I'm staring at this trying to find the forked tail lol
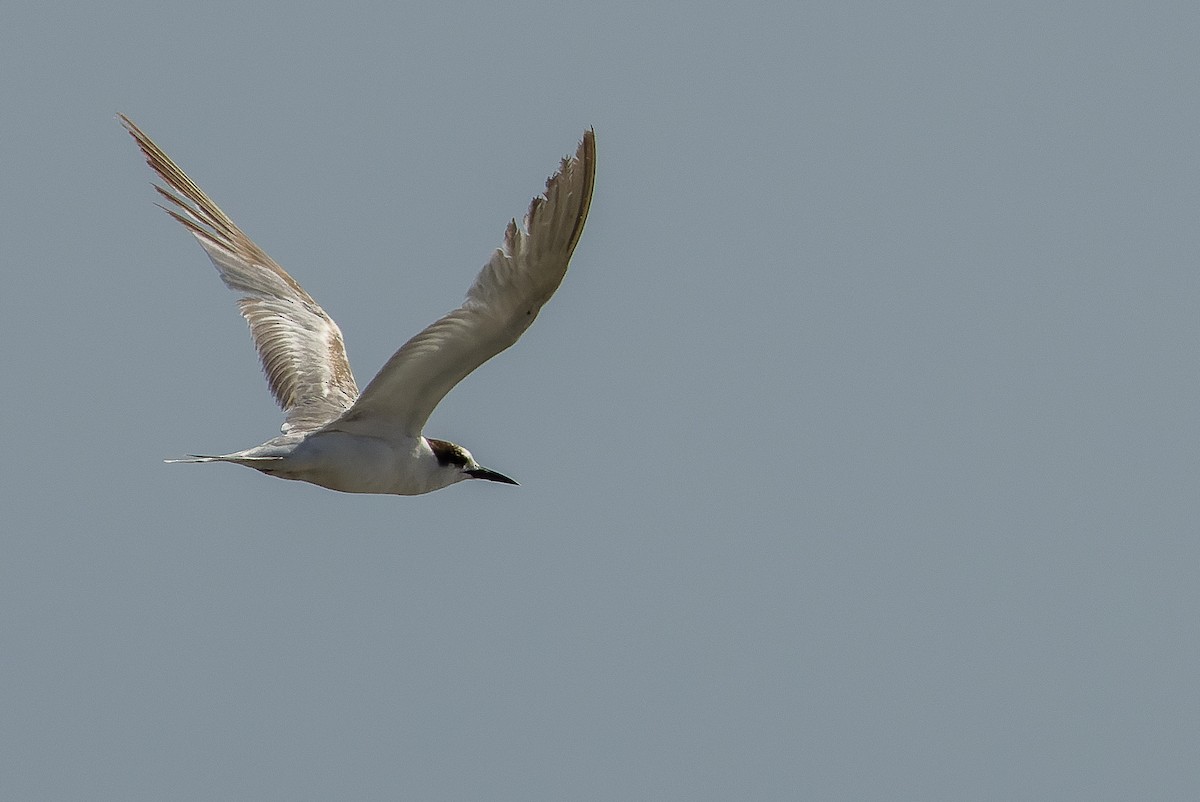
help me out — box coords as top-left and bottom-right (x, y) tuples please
(164, 455), (285, 465)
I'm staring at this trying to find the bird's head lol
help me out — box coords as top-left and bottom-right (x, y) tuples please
(426, 438), (519, 488)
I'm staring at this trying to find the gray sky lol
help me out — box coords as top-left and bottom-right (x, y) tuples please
(3, 2), (1198, 799)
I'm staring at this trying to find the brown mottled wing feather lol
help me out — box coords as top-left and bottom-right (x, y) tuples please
(119, 115), (360, 434)
(327, 129), (596, 439)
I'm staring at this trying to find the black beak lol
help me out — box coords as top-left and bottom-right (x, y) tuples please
(466, 467), (519, 485)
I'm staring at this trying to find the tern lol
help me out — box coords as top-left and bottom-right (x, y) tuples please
(120, 115), (595, 495)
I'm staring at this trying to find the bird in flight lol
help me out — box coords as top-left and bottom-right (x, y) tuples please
(120, 115), (595, 495)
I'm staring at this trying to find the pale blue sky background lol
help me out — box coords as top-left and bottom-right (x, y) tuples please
(2, 2), (1198, 799)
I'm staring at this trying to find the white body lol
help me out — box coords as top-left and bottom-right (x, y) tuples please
(204, 434), (457, 496)
(122, 116), (596, 495)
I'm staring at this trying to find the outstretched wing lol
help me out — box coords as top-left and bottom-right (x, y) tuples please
(326, 129), (596, 440)
(120, 115), (360, 434)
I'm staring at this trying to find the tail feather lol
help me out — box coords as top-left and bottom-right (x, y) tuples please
(164, 455), (284, 464)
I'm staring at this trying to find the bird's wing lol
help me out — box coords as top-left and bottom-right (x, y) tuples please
(325, 129), (595, 440)
(120, 115), (360, 434)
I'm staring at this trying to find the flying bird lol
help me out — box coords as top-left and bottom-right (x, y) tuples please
(120, 115), (595, 495)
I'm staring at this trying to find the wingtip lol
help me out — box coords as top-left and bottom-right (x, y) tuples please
(117, 113), (144, 141)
